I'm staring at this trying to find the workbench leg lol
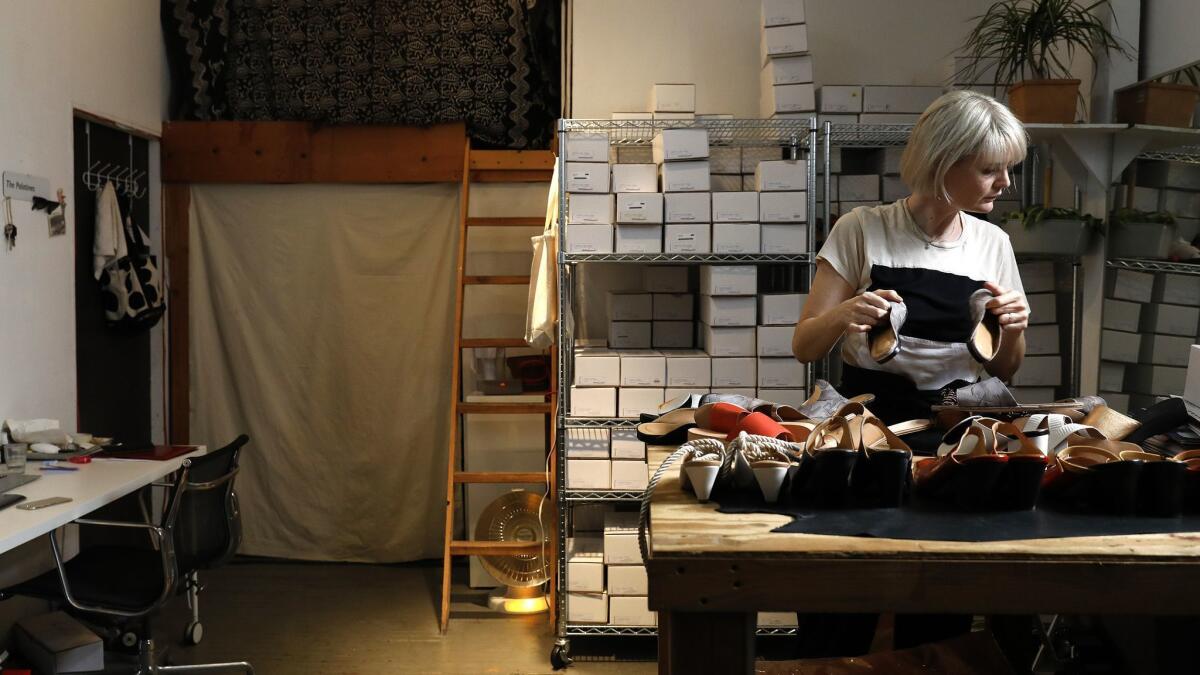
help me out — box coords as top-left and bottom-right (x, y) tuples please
(659, 611), (754, 675)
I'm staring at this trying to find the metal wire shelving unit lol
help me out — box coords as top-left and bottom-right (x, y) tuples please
(1106, 258), (1200, 276)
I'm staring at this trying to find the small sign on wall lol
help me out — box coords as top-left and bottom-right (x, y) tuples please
(3, 172), (52, 202)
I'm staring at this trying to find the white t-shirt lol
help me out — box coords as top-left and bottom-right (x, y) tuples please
(817, 200), (1025, 390)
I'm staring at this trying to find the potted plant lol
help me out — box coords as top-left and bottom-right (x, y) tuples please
(1001, 205), (1102, 256)
(1108, 208), (1178, 259)
(1114, 63), (1200, 128)
(955, 0), (1133, 123)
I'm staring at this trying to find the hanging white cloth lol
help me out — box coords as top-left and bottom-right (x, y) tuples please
(525, 163), (559, 349)
(92, 180), (126, 279)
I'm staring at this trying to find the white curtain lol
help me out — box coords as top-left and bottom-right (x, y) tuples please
(188, 183), (458, 562)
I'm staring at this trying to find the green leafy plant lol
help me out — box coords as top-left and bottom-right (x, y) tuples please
(1160, 63), (1200, 87)
(1005, 205), (1104, 233)
(954, 0), (1133, 87)
(1109, 207), (1176, 228)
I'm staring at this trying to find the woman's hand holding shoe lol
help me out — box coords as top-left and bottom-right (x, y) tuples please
(983, 281), (1028, 333)
(838, 289), (903, 333)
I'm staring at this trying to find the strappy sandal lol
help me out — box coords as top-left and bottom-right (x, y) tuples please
(728, 432), (800, 503)
(679, 441), (726, 502)
(989, 420), (1048, 510)
(1118, 449), (1185, 517)
(851, 416), (912, 507)
(913, 418), (1007, 509)
(794, 416), (859, 508)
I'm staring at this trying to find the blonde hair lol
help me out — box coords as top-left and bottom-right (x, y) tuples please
(900, 90), (1027, 201)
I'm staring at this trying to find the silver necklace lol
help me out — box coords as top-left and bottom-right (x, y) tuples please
(904, 197), (961, 249)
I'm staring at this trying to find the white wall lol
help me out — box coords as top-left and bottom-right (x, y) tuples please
(1142, 0), (1200, 80)
(0, 1), (165, 428)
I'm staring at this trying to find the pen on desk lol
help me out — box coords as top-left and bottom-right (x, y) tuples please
(40, 464), (79, 472)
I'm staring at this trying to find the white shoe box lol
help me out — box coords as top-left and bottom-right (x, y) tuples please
(575, 349), (621, 386)
(652, 129), (710, 162)
(757, 388), (809, 407)
(883, 147), (904, 175)
(761, 83), (815, 116)
(608, 293), (652, 321)
(1141, 303), (1200, 336)
(757, 326), (794, 356)
(857, 113), (921, 123)
(1024, 324), (1060, 355)
(610, 321), (652, 349)
(762, 54), (813, 86)
(665, 192), (711, 223)
(618, 388), (665, 418)
(742, 147), (783, 173)
(759, 191), (807, 222)
(612, 111), (653, 120)
(711, 357), (757, 387)
(1010, 355), (1061, 387)
(1019, 261), (1056, 294)
(567, 592), (608, 624)
(616, 146), (655, 164)
(1153, 274), (1200, 306)
(645, 266), (689, 293)
(567, 459), (611, 489)
(711, 175), (744, 192)
(664, 350), (711, 387)
(838, 175), (880, 201)
(758, 357), (806, 388)
(709, 147), (743, 175)
(1100, 361), (1126, 392)
(611, 429), (646, 460)
(1028, 293), (1057, 324)
(1140, 334), (1195, 367)
(760, 293), (805, 325)
(653, 321), (694, 349)
(616, 193), (664, 224)
(863, 85), (944, 113)
(715, 388), (758, 398)
(1186, 345), (1200, 405)
(567, 537), (605, 591)
(615, 225), (663, 253)
(700, 295), (757, 326)
(565, 224), (613, 253)
(1128, 364), (1187, 395)
(758, 612), (799, 627)
(570, 387), (617, 417)
(603, 512), (641, 564)
(819, 85), (863, 113)
(654, 112), (696, 121)
(713, 223), (761, 253)
(1012, 386), (1057, 402)
(761, 224), (808, 253)
(566, 162), (611, 193)
(881, 176), (908, 202)
(653, 293), (694, 320)
(1103, 299), (1141, 332)
(607, 564), (648, 596)
(611, 460), (649, 491)
(700, 265), (757, 295)
(651, 83), (696, 113)
(612, 164), (659, 193)
(712, 192), (760, 222)
(565, 132), (610, 162)
(566, 428), (610, 458)
(1139, 161), (1200, 191)
(1110, 269), (1154, 303)
(620, 352), (665, 386)
(573, 503), (614, 532)
(1101, 330), (1142, 363)
(1100, 391), (1131, 413)
(1161, 189), (1200, 217)
(664, 223), (711, 253)
(568, 193), (615, 224)
(756, 160), (807, 191)
(610, 596), (656, 626)
(762, 0), (805, 26)
(761, 23), (808, 59)
(702, 325), (757, 356)
(661, 161), (712, 192)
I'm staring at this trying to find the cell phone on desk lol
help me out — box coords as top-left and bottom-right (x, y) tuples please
(17, 496), (72, 510)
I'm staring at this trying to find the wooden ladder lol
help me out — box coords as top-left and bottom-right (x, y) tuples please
(439, 144), (557, 633)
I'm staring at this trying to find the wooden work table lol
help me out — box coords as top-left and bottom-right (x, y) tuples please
(644, 447), (1200, 674)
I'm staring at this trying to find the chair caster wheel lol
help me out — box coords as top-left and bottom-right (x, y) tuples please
(550, 642), (572, 669)
(184, 620), (204, 645)
(121, 631), (139, 648)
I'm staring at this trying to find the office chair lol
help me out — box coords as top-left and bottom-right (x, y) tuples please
(12, 435), (255, 674)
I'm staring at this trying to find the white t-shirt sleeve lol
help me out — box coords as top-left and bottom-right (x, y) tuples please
(817, 211), (866, 290)
(995, 234), (1025, 298)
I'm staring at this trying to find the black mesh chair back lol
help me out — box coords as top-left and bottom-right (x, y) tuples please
(171, 434), (248, 574)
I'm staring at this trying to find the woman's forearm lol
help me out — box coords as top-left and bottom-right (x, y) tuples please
(792, 310), (850, 363)
(984, 330), (1025, 380)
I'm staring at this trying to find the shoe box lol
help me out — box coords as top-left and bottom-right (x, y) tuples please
(570, 386), (616, 417)
(1100, 362), (1127, 392)
(609, 321), (652, 349)
(1026, 294), (1057, 325)
(759, 293), (805, 325)
(1102, 299), (1141, 332)
(612, 164), (659, 193)
(711, 358), (757, 388)
(700, 296), (757, 326)
(653, 320), (694, 348)
(1140, 303), (1200, 336)
(1019, 261), (1056, 294)
(700, 266), (757, 295)
(608, 293), (652, 321)
(567, 458), (610, 489)
(1108, 269), (1154, 303)
(664, 223), (711, 254)
(712, 223), (761, 253)
(615, 224), (663, 254)
(609, 595), (656, 626)
(619, 351), (665, 387)
(758, 357), (806, 388)
(567, 592), (608, 624)
(1128, 364), (1187, 396)
(1023, 324), (1060, 356)
(1152, 274), (1200, 307)
(565, 224), (614, 253)
(760, 223), (808, 253)
(703, 326), (758, 357)
(1139, 334), (1195, 367)
(652, 128), (709, 163)
(603, 512), (641, 564)
(565, 162), (611, 193)
(565, 132), (610, 162)
(566, 536), (605, 592)
(759, 191), (807, 222)
(838, 175), (880, 202)
(818, 85), (863, 113)
(574, 349), (620, 386)
(1010, 356), (1061, 387)
(610, 429), (646, 460)
(616, 193), (664, 224)
(1186, 345), (1200, 408)
(712, 192), (760, 222)
(661, 162), (711, 193)
(653, 293), (694, 320)
(756, 161), (807, 192)
(566, 428), (609, 459)
(610, 460), (648, 491)
(618, 388), (664, 418)
(1101, 330), (1142, 364)
(756, 326), (793, 357)
(662, 350), (711, 388)
(607, 564), (648, 596)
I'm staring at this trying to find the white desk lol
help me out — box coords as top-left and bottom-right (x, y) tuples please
(0, 450), (203, 555)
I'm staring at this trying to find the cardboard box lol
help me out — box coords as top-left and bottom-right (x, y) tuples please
(711, 357), (757, 387)
(651, 83), (696, 112)
(566, 428), (610, 458)
(570, 386), (616, 417)
(612, 111), (653, 120)
(1161, 188), (1200, 217)
(614, 225), (663, 254)
(616, 193), (664, 224)
(566, 536), (605, 591)
(759, 293), (805, 325)
(714, 387), (757, 398)
(1016, 261), (1055, 294)
(819, 85), (863, 113)
(664, 223), (711, 253)
(652, 128), (710, 162)
(761, 23), (809, 59)
(611, 460), (649, 491)
(881, 175), (908, 201)
(757, 326), (794, 356)
(759, 191), (807, 222)
(1185, 345), (1200, 408)
(1141, 303), (1200, 336)
(1024, 324), (1060, 355)
(616, 146), (655, 164)
(762, 0), (805, 26)
(565, 132), (609, 162)
(700, 265), (757, 295)
(567, 592), (608, 623)
(567, 193), (615, 224)
(1110, 269), (1154, 303)
(603, 512), (641, 564)
(653, 293), (694, 321)
(654, 112), (696, 121)
(838, 174), (880, 201)
(572, 503), (613, 532)
(14, 611), (104, 675)
(882, 146), (904, 175)
(742, 147), (784, 174)
(664, 192), (711, 223)
(618, 388), (664, 417)
(609, 321), (652, 349)
(712, 192), (760, 222)
(758, 357), (807, 388)
(661, 161), (712, 192)
(611, 164), (659, 193)
(1100, 361), (1126, 392)
(1153, 274), (1200, 306)
(702, 325), (757, 356)
(758, 612), (799, 627)
(742, 175), (757, 191)
(712, 223), (761, 253)
(652, 320), (694, 349)
(709, 147), (742, 175)
(607, 293), (652, 321)
(565, 224), (613, 253)
(701, 295), (757, 327)
(607, 564), (649, 596)
(857, 112), (921, 123)
(645, 266), (689, 293)
(1140, 334), (1195, 367)
(761, 83), (816, 115)
(610, 429), (646, 460)
(1010, 355), (1061, 387)
(761, 223), (808, 253)
(756, 160), (807, 191)
(1128, 364), (1187, 395)
(762, 54), (813, 85)
(619, 352), (666, 387)
(565, 162), (611, 193)
(1012, 386), (1057, 403)
(610, 595), (656, 626)
(863, 85), (944, 113)
(756, 388), (809, 407)
(1102, 299), (1141, 332)
(567, 458), (610, 489)
(711, 174), (744, 192)
(575, 349), (620, 386)
(1027, 293), (1057, 324)
(1101, 330), (1142, 364)
(665, 350), (711, 387)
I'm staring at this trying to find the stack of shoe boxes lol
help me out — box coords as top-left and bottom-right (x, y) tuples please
(757, 159), (808, 253)
(1010, 261), (1062, 401)
(859, 85), (942, 124)
(565, 534), (606, 623)
(655, 128), (712, 254)
(604, 512), (656, 626)
(701, 265), (759, 398)
(564, 132), (616, 254)
(1114, 159), (1200, 245)
(759, 0), (813, 118)
(711, 146), (744, 194)
(650, 83), (696, 122)
(1110, 270), (1200, 411)
(758, 293), (808, 405)
(614, 162), (663, 254)
(1101, 268), (1153, 412)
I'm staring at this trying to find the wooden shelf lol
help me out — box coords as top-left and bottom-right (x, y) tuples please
(448, 540), (544, 556)
(454, 471), (546, 484)
(457, 402), (553, 414)
(466, 217), (544, 228)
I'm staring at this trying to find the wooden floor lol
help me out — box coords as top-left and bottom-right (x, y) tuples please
(171, 559), (657, 674)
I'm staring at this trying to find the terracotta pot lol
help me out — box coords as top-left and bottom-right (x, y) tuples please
(1114, 81), (1200, 128)
(1007, 79), (1081, 123)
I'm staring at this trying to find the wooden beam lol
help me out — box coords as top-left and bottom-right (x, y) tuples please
(470, 169), (553, 183)
(162, 121), (467, 184)
(468, 149), (555, 171)
(163, 185), (191, 444)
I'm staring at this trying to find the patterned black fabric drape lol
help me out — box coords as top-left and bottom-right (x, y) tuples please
(161, 0), (231, 120)
(162, 0), (559, 149)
